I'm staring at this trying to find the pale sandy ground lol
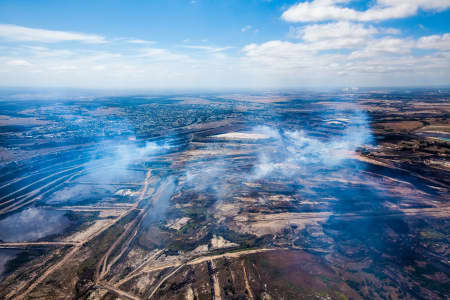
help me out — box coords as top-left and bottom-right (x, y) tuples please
(210, 259), (222, 300)
(210, 235), (238, 250)
(166, 217), (191, 230)
(63, 212), (123, 243)
(183, 149), (252, 157)
(0, 115), (50, 126)
(426, 159), (450, 170)
(213, 132), (269, 140)
(235, 207), (450, 237)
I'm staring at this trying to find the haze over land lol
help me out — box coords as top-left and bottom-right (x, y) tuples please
(0, 88), (449, 299)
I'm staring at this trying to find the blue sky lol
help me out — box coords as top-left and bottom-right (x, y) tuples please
(0, 0), (450, 89)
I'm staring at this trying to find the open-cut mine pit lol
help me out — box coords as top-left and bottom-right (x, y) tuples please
(0, 90), (448, 299)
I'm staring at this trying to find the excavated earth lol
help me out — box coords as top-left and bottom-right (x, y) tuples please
(0, 90), (449, 300)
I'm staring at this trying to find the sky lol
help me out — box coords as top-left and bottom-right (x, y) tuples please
(0, 0), (450, 89)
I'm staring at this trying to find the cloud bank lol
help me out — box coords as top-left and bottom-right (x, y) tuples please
(282, 0), (450, 23)
(0, 24), (106, 44)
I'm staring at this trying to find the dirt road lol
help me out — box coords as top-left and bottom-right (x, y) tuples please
(0, 242), (78, 248)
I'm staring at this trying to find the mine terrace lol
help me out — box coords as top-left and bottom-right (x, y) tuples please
(0, 89), (449, 299)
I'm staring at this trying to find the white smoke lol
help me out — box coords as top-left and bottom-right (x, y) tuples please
(180, 106), (372, 200)
(84, 140), (171, 184)
(0, 208), (69, 242)
(185, 161), (228, 196)
(251, 109), (372, 180)
(144, 176), (177, 223)
(47, 140), (172, 204)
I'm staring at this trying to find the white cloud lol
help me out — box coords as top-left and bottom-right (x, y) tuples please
(25, 46), (74, 57)
(417, 33), (450, 50)
(0, 19), (449, 89)
(0, 24), (107, 43)
(7, 59), (31, 66)
(349, 38), (415, 59)
(282, 0), (450, 23)
(127, 39), (155, 44)
(1, 37), (449, 88)
(139, 47), (192, 63)
(241, 29), (450, 87)
(288, 22), (381, 50)
(182, 45), (233, 52)
(243, 40), (315, 69)
(301, 21), (377, 42)
(140, 48), (167, 56)
(50, 65), (78, 71)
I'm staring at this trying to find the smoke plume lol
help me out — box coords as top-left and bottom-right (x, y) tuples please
(251, 109), (372, 179)
(47, 140), (172, 204)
